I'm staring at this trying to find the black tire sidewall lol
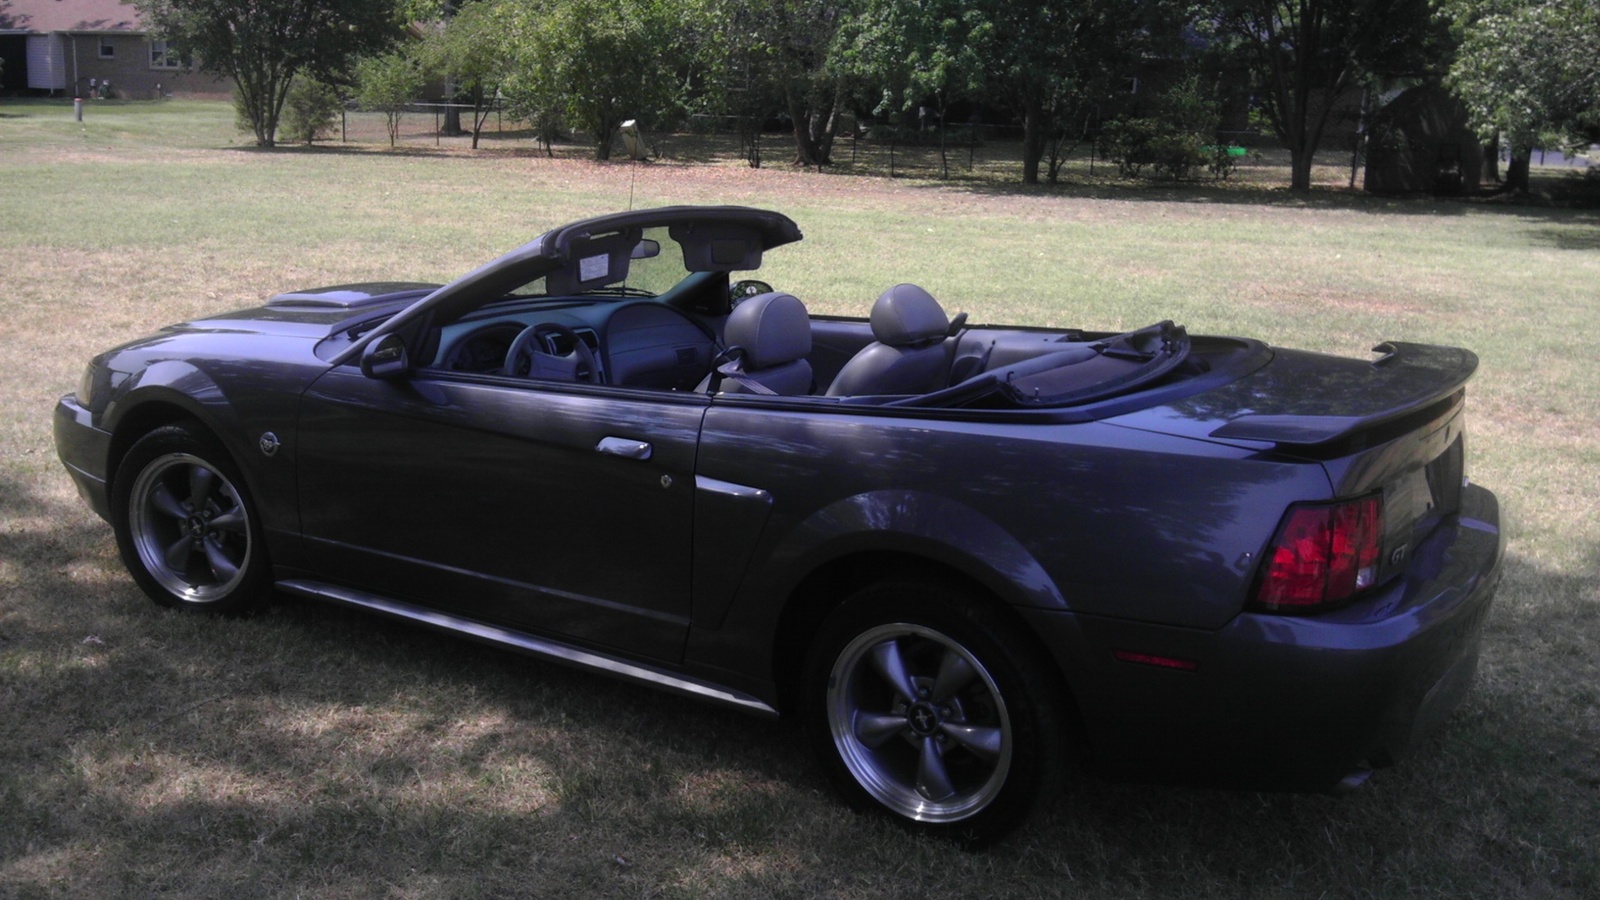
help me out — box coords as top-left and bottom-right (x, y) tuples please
(110, 422), (270, 614)
(802, 578), (1066, 845)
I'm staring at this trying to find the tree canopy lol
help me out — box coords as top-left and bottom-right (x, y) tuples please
(494, 0), (678, 160)
(136, 0), (403, 146)
(1202, 0), (1445, 191)
(152, 0), (1600, 190)
(1448, 0), (1600, 191)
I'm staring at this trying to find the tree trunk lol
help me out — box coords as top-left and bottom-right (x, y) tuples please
(815, 97), (838, 167)
(441, 72), (464, 136)
(1503, 150), (1531, 194)
(787, 89), (836, 168)
(1289, 147), (1313, 192)
(1021, 94), (1043, 185)
(937, 104), (949, 180)
(787, 91), (818, 167)
(594, 113), (617, 160)
(1482, 136), (1500, 185)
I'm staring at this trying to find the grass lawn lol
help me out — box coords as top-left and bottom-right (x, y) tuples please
(2, 99), (1597, 898)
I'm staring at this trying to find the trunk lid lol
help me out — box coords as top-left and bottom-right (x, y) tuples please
(1105, 342), (1476, 454)
(1108, 340), (1478, 601)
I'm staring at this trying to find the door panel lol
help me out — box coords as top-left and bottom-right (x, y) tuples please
(296, 368), (705, 662)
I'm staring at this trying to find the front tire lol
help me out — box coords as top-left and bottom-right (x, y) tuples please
(804, 579), (1069, 844)
(111, 422), (270, 614)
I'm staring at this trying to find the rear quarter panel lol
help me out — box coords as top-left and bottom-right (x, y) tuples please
(687, 402), (1332, 683)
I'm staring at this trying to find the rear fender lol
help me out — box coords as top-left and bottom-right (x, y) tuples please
(776, 489), (1068, 613)
(684, 489), (1066, 690)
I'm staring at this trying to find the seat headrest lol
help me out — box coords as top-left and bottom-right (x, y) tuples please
(725, 292), (812, 369)
(870, 284), (949, 347)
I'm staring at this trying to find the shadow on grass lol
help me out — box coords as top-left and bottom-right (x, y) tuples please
(3, 456), (1595, 896)
(1523, 222), (1600, 251)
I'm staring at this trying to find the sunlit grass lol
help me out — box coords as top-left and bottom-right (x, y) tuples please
(1, 98), (1597, 898)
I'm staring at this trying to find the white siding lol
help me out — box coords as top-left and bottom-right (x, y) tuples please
(26, 34), (66, 90)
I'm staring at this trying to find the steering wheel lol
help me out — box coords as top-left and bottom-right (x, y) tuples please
(504, 322), (601, 383)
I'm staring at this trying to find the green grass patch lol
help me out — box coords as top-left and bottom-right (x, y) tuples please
(2, 99), (1597, 898)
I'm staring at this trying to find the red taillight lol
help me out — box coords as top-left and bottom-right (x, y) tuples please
(1253, 496), (1383, 612)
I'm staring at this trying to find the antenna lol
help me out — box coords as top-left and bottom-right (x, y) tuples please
(621, 119), (645, 210)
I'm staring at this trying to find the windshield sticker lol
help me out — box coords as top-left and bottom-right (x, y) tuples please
(579, 254), (609, 283)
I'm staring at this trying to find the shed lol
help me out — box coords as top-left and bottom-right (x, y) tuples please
(1364, 84), (1484, 195)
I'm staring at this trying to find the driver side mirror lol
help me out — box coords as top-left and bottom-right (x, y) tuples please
(360, 333), (410, 379)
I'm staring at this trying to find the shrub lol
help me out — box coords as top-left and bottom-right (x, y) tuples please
(1101, 76), (1227, 181)
(279, 78), (343, 146)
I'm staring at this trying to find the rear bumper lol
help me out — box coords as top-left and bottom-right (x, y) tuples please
(1025, 483), (1503, 790)
(54, 394), (113, 521)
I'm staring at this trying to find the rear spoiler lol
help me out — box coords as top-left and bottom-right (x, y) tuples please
(1208, 342), (1478, 448)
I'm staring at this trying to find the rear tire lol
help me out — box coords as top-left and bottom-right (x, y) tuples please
(110, 422), (270, 614)
(803, 578), (1068, 844)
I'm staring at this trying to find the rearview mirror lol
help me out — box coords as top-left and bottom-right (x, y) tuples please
(360, 333), (410, 379)
(631, 239), (661, 260)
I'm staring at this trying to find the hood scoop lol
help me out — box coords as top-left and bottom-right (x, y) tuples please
(267, 282), (440, 310)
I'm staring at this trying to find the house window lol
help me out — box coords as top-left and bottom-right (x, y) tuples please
(150, 40), (186, 69)
(99, 37), (115, 58)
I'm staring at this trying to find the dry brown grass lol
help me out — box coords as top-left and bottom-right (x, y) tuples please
(2, 99), (1598, 898)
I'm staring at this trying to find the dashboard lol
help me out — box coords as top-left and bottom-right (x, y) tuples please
(431, 299), (719, 391)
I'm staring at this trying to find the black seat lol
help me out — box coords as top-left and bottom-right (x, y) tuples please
(712, 292), (814, 395)
(825, 284), (953, 397)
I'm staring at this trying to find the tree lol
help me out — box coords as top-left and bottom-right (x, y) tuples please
(498, 0), (679, 160)
(683, 0), (861, 168)
(1205, 0), (1441, 192)
(355, 49), (425, 147)
(419, 0), (510, 149)
(835, 0), (993, 178)
(676, 0), (790, 166)
(1447, 0), (1600, 193)
(135, 0), (401, 147)
(986, 0), (1162, 185)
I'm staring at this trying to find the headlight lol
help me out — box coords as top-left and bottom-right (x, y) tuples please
(77, 363), (98, 405)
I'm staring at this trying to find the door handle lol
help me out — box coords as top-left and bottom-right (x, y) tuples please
(596, 436), (652, 460)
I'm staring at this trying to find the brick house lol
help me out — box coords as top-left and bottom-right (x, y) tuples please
(0, 0), (229, 99)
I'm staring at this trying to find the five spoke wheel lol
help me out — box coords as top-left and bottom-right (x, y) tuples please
(806, 579), (1067, 843)
(827, 623), (1012, 823)
(129, 453), (251, 601)
(113, 423), (269, 613)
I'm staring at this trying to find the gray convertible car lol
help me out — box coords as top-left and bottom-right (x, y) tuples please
(54, 206), (1502, 842)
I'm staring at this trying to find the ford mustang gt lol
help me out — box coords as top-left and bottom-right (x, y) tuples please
(54, 206), (1502, 842)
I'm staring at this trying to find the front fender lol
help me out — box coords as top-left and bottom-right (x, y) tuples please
(96, 340), (329, 571)
(106, 361), (259, 487)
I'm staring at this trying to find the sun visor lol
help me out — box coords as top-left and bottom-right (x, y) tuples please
(669, 223), (765, 271)
(545, 229), (639, 294)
